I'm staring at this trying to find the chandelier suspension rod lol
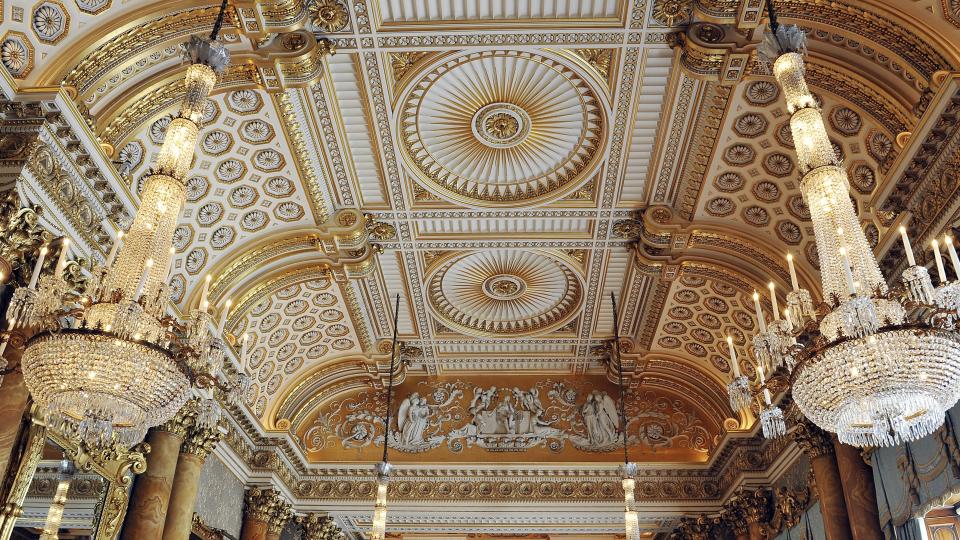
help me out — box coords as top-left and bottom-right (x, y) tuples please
(381, 293), (401, 464)
(209, 0), (230, 41)
(765, 0), (780, 35)
(610, 292), (629, 465)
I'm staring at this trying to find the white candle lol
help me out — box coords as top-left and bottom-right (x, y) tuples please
(786, 253), (799, 291)
(768, 282), (779, 320)
(946, 236), (960, 280)
(218, 299), (232, 334)
(28, 246), (48, 289)
(134, 259), (154, 301)
(753, 291), (767, 333)
(240, 332), (249, 363)
(105, 231), (123, 267)
(161, 246), (176, 279)
(200, 274), (212, 313)
(932, 239), (948, 284)
(54, 239), (70, 277)
(839, 247), (856, 296)
(900, 226), (916, 266)
(726, 336), (741, 377)
(783, 308), (794, 332)
(758, 364), (772, 405)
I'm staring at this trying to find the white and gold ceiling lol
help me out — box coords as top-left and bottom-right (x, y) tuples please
(4, 0), (960, 535)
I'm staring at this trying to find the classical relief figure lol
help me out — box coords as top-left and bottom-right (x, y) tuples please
(581, 391), (620, 446)
(397, 392), (430, 445)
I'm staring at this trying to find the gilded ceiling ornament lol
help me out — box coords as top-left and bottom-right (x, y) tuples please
(705, 197), (734, 217)
(390, 51), (429, 82)
(652, 0), (691, 26)
(573, 48), (613, 79)
(426, 249), (583, 338)
(31, 1), (69, 44)
(733, 113), (767, 138)
(744, 80), (778, 106)
(775, 221), (802, 245)
(1, 32), (34, 78)
(723, 144), (754, 165)
(851, 163), (876, 194)
(308, 0), (349, 32)
(397, 49), (606, 206)
(829, 106), (862, 135)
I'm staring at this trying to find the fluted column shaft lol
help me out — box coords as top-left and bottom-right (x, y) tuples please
(833, 440), (883, 540)
(161, 424), (222, 540)
(121, 418), (189, 540)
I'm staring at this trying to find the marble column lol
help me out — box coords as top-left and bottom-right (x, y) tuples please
(240, 487), (289, 540)
(0, 348), (29, 486)
(161, 423), (223, 540)
(298, 513), (342, 540)
(121, 405), (194, 540)
(792, 421), (852, 540)
(833, 439), (884, 540)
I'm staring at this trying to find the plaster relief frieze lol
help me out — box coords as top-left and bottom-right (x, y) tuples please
(301, 378), (715, 460)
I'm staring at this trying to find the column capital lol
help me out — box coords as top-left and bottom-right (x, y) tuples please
(180, 424), (223, 460)
(791, 419), (834, 458)
(244, 487), (292, 534)
(155, 399), (200, 440)
(723, 488), (771, 526)
(297, 513), (344, 540)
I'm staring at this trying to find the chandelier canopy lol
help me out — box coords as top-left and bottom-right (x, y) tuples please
(724, 4), (960, 448)
(6, 6), (247, 450)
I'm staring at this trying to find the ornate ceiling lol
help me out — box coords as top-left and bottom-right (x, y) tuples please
(3, 0), (960, 535)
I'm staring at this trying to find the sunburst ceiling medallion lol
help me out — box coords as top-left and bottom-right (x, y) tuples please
(398, 50), (606, 207)
(427, 249), (583, 337)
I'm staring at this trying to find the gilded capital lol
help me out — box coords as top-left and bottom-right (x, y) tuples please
(180, 424), (223, 460)
(244, 487), (292, 532)
(154, 399), (200, 440)
(791, 419), (835, 458)
(298, 513), (343, 540)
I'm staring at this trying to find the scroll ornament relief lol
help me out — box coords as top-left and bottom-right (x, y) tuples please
(302, 380), (712, 454)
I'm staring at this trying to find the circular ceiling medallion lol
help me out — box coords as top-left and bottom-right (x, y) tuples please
(398, 50), (606, 207)
(427, 249), (583, 337)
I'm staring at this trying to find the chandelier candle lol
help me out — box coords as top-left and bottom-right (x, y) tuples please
(768, 282), (779, 320)
(945, 236), (960, 279)
(786, 253), (799, 290)
(900, 226), (917, 266)
(933, 240), (948, 284)
(28, 246), (47, 289)
(752, 291), (766, 332)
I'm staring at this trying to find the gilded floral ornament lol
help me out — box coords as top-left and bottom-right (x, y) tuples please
(652, 0), (692, 26)
(390, 51), (428, 81)
(308, 0), (349, 32)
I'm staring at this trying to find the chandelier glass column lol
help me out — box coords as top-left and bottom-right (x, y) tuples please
(7, 0), (247, 449)
(371, 294), (400, 540)
(611, 293), (639, 540)
(725, 1), (960, 447)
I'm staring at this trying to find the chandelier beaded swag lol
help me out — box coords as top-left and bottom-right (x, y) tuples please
(3, 0), (249, 450)
(724, 1), (960, 448)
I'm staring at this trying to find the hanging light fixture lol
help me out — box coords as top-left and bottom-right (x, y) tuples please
(39, 457), (75, 540)
(371, 294), (400, 540)
(724, 0), (960, 447)
(5, 0), (248, 449)
(611, 293), (640, 540)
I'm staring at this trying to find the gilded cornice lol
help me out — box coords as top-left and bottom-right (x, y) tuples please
(804, 57), (911, 136)
(777, 0), (957, 78)
(876, 73), (960, 275)
(275, 90), (331, 224)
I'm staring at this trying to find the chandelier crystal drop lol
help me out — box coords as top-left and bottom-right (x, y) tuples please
(622, 464), (640, 540)
(39, 458), (75, 540)
(723, 10), (960, 447)
(7, 19), (247, 450)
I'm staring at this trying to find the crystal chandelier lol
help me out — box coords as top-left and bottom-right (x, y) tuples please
(371, 294), (400, 540)
(611, 293), (640, 540)
(723, 1), (960, 447)
(5, 0), (248, 449)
